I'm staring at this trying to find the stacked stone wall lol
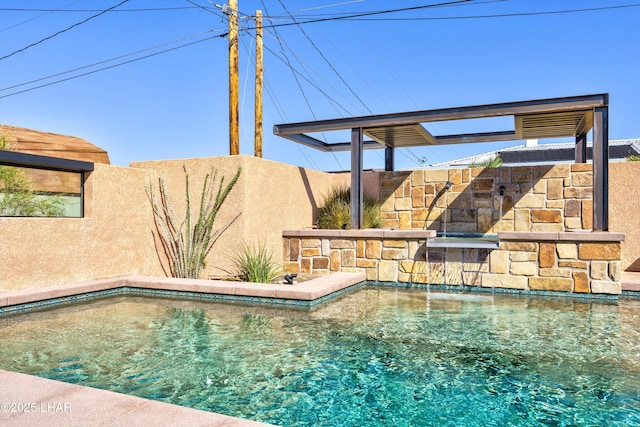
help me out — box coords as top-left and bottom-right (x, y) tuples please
(283, 233), (429, 283)
(282, 232), (622, 295)
(380, 164), (593, 233)
(484, 236), (621, 294)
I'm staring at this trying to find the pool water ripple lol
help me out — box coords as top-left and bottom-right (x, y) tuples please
(0, 288), (639, 426)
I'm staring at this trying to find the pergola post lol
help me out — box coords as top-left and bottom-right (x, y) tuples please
(592, 106), (609, 231)
(351, 127), (364, 229)
(575, 134), (587, 163)
(385, 146), (395, 171)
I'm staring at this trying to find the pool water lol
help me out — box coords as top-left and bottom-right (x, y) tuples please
(1, 288), (639, 426)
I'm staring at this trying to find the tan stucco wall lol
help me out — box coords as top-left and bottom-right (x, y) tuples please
(609, 162), (640, 271)
(0, 163), (162, 291)
(2, 155), (345, 291)
(132, 155), (342, 278)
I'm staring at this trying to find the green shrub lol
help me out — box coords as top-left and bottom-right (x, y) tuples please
(470, 155), (502, 168)
(232, 242), (282, 283)
(317, 186), (381, 229)
(626, 155), (640, 162)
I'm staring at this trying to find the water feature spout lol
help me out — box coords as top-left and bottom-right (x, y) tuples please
(498, 186), (505, 231)
(442, 181), (453, 237)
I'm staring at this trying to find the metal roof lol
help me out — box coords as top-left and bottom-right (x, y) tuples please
(0, 124), (110, 164)
(431, 139), (640, 168)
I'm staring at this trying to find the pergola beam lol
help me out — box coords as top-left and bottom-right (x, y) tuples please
(273, 94), (608, 136)
(273, 94), (610, 231)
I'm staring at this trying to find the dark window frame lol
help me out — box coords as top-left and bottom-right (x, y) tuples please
(0, 150), (94, 218)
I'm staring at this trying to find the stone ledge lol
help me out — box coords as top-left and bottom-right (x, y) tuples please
(622, 272), (640, 292)
(283, 229), (437, 239)
(499, 231), (625, 242)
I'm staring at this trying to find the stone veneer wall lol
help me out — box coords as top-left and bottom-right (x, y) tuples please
(282, 230), (624, 295)
(282, 230), (435, 282)
(484, 233), (622, 294)
(379, 164), (594, 233)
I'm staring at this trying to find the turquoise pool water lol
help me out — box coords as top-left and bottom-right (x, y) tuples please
(1, 288), (639, 426)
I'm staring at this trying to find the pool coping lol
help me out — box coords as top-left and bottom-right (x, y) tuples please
(0, 369), (274, 427)
(0, 272), (367, 313)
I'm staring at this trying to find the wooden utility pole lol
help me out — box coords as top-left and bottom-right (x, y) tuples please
(228, 0), (239, 155)
(254, 10), (263, 158)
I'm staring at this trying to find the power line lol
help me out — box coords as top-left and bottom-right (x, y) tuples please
(0, 33), (227, 99)
(259, 30), (352, 116)
(270, 36), (361, 116)
(0, 6), (204, 12)
(338, 3), (640, 21)
(183, 0), (224, 18)
(0, 0), (130, 61)
(0, 0), (84, 33)
(246, 0), (479, 29)
(0, 29), (224, 93)
(290, 1), (365, 14)
(235, 2), (640, 30)
(261, 2), (345, 170)
(4, 1), (638, 23)
(258, 28), (349, 168)
(254, 4), (423, 169)
(258, 1), (325, 170)
(275, 0), (373, 115)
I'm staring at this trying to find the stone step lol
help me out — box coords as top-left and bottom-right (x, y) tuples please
(621, 272), (640, 292)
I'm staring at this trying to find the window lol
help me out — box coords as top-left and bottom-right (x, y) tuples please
(0, 151), (92, 218)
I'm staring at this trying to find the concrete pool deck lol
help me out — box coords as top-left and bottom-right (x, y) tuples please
(0, 370), (274, 426)
(0, 272), (365, 426)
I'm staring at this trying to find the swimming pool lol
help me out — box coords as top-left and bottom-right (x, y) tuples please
(1, 287), (639, 426)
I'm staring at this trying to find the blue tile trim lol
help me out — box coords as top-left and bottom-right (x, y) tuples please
(1, 279), (622, 317)
(621, 291), (640, 299)
(0, 282), (368, 316)
(368, 281), (620, 302)
(123, 284), (367, 309)
(0, 288), (126, 316)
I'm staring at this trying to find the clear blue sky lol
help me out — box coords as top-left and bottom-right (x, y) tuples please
(1, 0), (639, 171)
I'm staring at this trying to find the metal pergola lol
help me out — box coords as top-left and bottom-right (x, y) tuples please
(273, 94), (609, 231)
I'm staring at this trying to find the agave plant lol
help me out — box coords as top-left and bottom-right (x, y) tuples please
(232, 242), (282, 283)
(316, 186), (381, 229)
(147, 166), (241, 279)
